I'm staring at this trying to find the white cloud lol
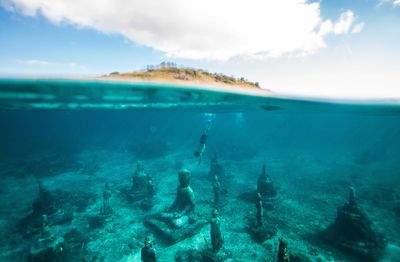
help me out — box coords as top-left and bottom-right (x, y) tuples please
(319, 11), (363, 36)
(2, 0), (362, 60)
(333, 11), (355, 34)
(377, 0), (400, 7)
(351, 22), (364, 33)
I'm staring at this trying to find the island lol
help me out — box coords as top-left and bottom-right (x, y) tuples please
(100, 62), (261, 89)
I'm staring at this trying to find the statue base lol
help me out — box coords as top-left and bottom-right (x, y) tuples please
(144, 213), (207, 245)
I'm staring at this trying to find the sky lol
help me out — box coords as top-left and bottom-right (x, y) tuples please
(0, 0), (399, 99)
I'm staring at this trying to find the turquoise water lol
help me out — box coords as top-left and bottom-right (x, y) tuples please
(0, 79), (399, 261)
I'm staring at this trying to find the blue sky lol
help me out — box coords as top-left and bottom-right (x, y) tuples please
(0, 0), (399, 98)
(0, 8), (164, 74)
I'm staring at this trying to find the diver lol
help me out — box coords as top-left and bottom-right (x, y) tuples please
(194, 120), (212, 166)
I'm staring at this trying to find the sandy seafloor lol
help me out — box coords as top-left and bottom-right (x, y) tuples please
(0, 142), (400, 261)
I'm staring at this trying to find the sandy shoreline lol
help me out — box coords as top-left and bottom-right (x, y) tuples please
(96, 76), (272, 98)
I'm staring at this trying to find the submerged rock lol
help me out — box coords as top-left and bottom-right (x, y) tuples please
(321, 187), (387, 261)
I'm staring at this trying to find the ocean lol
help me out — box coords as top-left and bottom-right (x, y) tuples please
(0, 79), (399, 261)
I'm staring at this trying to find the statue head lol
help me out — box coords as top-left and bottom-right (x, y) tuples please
(37, 180), (47, 195)
(348, 187), (356, 206)
(144, 238), (153, 248)
(212, 208), (219, 218)
(259, 164), (272, 185)
(261, 164), (267, 178)
(178, 169), (191, 187)
(136, 161), (144, 172)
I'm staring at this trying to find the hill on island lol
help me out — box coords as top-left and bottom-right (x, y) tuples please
(102, 62), (261, 89)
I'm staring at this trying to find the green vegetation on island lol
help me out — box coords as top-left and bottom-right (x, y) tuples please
(103, 62), (260, 89)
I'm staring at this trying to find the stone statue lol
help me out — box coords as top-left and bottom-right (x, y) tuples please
(238, 164), (277, 212)
(101, 183), (112, 215)
(256, 193), (263, 227)
(321, 187), (387, 261)
(209, 152), (225, 180)
(278, 238), (290, 262)
(124, 161), (151, 202)
(132, 161), (148, 191)
(168, 169), (195, 216)
(40, 214), (50, 238)
(210, 208), (223, 253)
(348, 186), (356, 206)
(257, 164), (276, 198)
(247, 192), (276, 242)
(144, 169), (206, 244)
(212, 176), (221, 207)
(141, 238), (156, 262)
(146, 176), (155, 197)
(141, 176), (156, 210)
